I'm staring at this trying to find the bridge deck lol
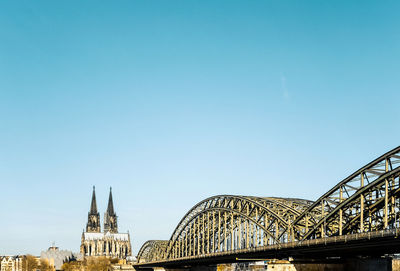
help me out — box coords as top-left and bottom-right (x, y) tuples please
(134, 228), (400, 268)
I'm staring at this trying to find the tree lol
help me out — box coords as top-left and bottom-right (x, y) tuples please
(22, 255), (39, 271)
(86, 257), (111, 271)
(62, 258), (111, 271)
(61, 261), (82, 271)
(40, 259), (54, 271)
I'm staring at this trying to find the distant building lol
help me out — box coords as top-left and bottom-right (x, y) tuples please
(0, 256), (23, 271)
(80, 187), (132, 259)
(40, 245), (75, 270)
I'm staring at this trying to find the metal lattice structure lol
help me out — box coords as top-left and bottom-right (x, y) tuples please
(137, 146), (400, 264)
(137, 240), (169, 263)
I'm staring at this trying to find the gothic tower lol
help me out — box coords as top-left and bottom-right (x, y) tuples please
(104, 187), (118, 233)
(81, 187), (131, 259)
(86, 186), (101, 232)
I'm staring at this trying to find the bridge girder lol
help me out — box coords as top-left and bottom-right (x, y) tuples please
(293, 146), (400, 240)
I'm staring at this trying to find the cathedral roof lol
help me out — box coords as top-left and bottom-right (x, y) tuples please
(83, 232), (129, 241)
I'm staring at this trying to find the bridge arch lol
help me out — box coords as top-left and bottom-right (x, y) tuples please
(164, 195), (311, 259)
(293, 146), (400, 240)
(302, 167), (400, 239)
(137, 240), (169, 263)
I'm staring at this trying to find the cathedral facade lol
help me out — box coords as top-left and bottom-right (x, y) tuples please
(80, 187), (132, 259)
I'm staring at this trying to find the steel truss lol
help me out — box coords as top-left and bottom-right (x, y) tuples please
(137, 146), (400, 263)
(137, 240), (169, 263)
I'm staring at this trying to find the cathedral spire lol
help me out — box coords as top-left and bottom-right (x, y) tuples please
(107, 187), (115, 216)
(90, 186), (98, 214)
(86, 186), (101, 233)
(104, 187), (118, 233)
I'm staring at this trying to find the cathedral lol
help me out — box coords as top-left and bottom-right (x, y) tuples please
(80, 187), (132, 259)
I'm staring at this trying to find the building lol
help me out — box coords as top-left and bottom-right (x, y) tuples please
(80, 187), (132, 259)
(0, 256), (23, 271)
(40, 245), (76, 270)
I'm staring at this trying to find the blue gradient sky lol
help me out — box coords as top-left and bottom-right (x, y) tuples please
(1, 0), (399, 255)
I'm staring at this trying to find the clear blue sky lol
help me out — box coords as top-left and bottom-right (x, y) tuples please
(0, 0), (399, 255)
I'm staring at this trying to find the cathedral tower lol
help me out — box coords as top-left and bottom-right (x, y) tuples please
(81, 187), (131, 259)
(104, 187), (118, 233)
(86, 186), (101, 232)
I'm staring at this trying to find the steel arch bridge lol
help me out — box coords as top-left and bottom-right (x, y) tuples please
(137, 146), (400, 265)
